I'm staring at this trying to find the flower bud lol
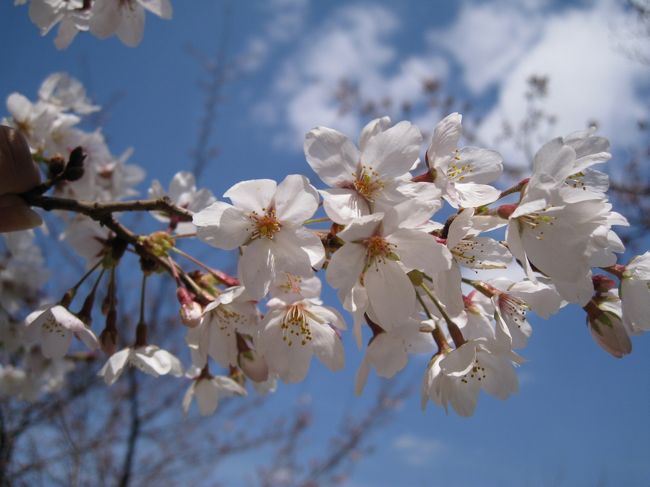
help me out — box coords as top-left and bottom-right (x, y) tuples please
(177, 287), (202, 327)
(62, 146), (86, 182)
(584, 299), (631, 358)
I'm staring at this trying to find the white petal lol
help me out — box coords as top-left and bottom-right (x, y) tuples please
(320, 188), (369, 224)
(139, 0), (173, 19)
(361, 121), (422, 177)
(223, 179), (276, 213)
(194, 202), (250, 250)
(304, 127), (359, 186)
(326, 243), (366, 294)
(359, 116), (391, 151)
(116, 4), (145, 47)
(456, 147), (503, 184)
(364, 260), (415, 330)
(388, 228), (452, 275)
(275, 174), (319, 224)
(454, 182), (501, 208)
(427, 113), (462, 165)
(239, 239), (274, 299)
(309, 322), (344, 372)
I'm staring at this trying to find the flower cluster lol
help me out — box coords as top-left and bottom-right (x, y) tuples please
(15, 0), (173, 49)
(1, 73), (648, 418)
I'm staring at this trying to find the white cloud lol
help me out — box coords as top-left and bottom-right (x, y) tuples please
(254, 4), (448, 151)
(392, 433), (447, 466)
(433, 0), (650, 165)
(429, 1), (545, 94)
(238, 0), (310, 72)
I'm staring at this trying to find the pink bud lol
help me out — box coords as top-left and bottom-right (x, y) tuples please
(180, 301), (202, 328)
(496, 204), (517, 219)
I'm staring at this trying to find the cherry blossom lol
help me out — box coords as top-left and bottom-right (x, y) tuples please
(98, 344), (183, 385)
(182, 368), (247, 416)
(193, 175), (325, 298)
(24, 305), (99, 359)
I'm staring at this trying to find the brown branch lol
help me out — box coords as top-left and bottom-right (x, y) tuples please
(21, 194), (193, 221)
(21, 193), (207, 303)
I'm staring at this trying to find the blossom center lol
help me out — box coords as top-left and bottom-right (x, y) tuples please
(447, 151), (473, 182)
(460, 359), (486, 384)
(250, 209), (282, 240)
(281, 304), (313, 347)
(353, 165), (384, 201)
(364, 235), (396, 267)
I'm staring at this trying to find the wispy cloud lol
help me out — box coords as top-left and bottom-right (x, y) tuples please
(254, 4), (448, 151)
(392, 433), (447, 466)
(430, 0), (650, 164)
(238, 0), (310, 72)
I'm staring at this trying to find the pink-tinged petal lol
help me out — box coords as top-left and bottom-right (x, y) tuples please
(239, 239), (274, 299)
(359, 116), (391, 151)
(427, 113), (462, 166)
(309, 322), (344, 372)
(338, 213), (383, 242)
(326, 243), (366, 293)
(388, 228), (452, 275)
(304, 127), (359, 186)
(454, 182), (501, 208)
(275, 174), (319, 224)
(194, 202), (250, 250)
(223, 179), (276, 213)
(139, 0), (173, 19)
(361, 121), (422, 177)
(116, 4), (145, 47)
(364, 260), (415, 330)
(320, 188), (369, 224)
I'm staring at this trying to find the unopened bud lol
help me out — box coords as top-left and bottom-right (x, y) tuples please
(496, 204), (517, 220)
(584, 300), (631, 358)
(62, 146), (86, 182)
(48, 155), (65, 178)
(139, 231), (175, 257)
(592, 275), (616, 294)
(100, 309), (118, 355)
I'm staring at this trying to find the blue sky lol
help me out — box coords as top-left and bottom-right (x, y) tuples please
(2, 0), (650, 485)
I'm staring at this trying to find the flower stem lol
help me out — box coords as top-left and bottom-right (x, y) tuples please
(171, 246), (239, 287)
(420, 282), (466, 348)
(303, 216), (331, 225)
